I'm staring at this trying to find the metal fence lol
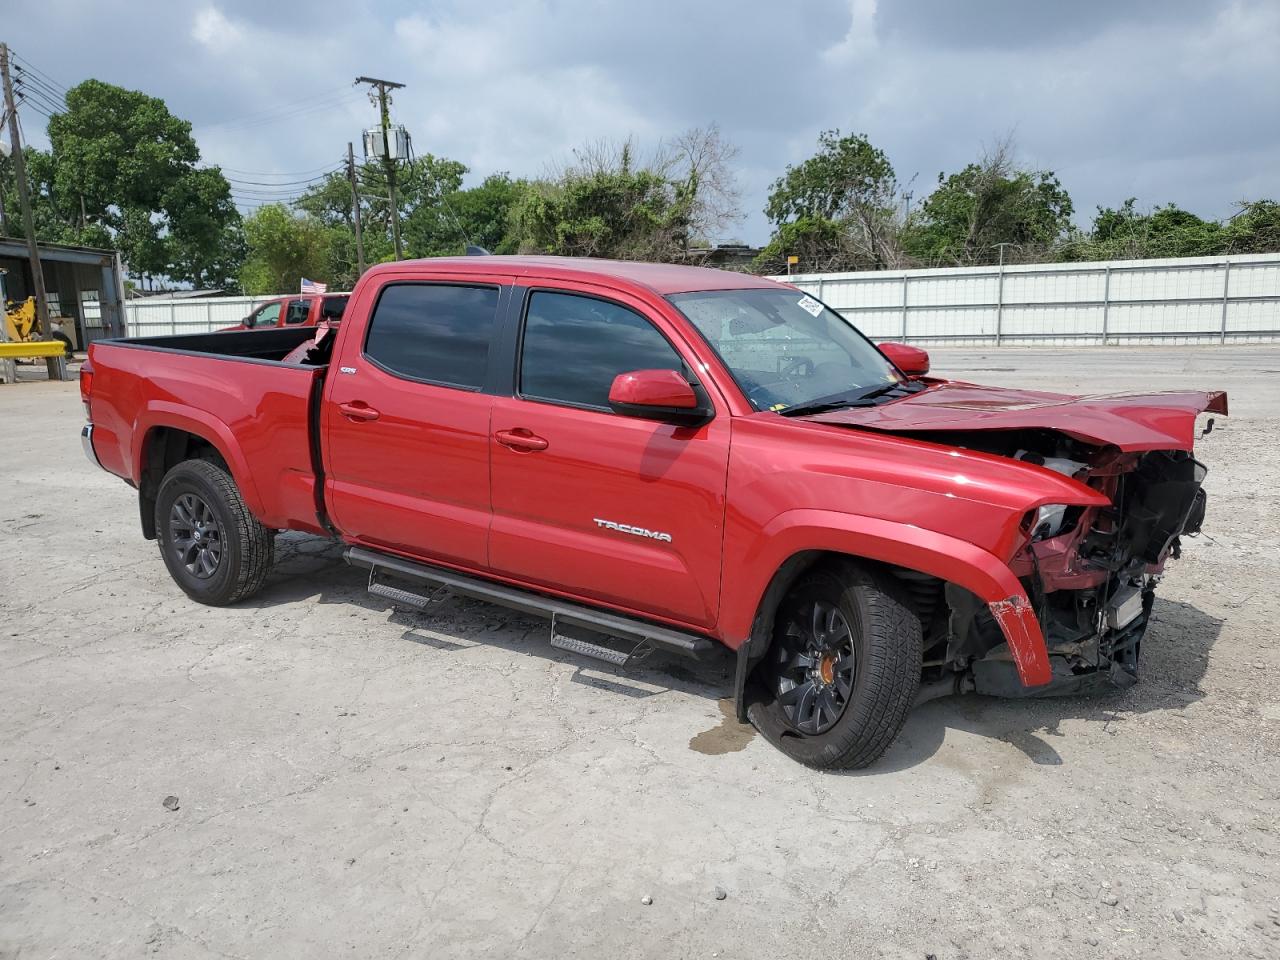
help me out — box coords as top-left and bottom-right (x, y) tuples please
(774, 252), (1280, 345)
(125, 252), (1280, 345)
(125, 295), (278, 337)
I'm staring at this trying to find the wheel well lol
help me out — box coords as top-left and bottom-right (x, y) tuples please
(138, 427), (229, 539)
(733, 549), (951, 721)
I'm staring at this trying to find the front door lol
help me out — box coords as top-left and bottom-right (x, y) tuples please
(488, 286), (730, 629)
(323, 277), (507, 569)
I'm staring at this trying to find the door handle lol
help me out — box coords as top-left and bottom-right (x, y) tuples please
(338, 401), (380, 422)
(495, 428), (548, 452)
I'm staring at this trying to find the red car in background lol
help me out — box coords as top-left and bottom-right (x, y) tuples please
(222, 292), (349, 331)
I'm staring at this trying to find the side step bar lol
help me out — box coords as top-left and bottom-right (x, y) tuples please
(345, 546), (719, 662)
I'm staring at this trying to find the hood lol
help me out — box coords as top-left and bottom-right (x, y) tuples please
(804, 382), (1228, 452)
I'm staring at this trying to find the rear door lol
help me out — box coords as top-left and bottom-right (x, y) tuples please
(488, 283), (731, 629)
(322, 274), (510, 569)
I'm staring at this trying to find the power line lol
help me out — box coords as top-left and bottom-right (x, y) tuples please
(198, 89), (362, 131)
(216, 161), (347, 178)
(14, 82), (63, 117)
(10, 50), (70, 96)
(223, 168), (341, 187)
(13, 70), (66, 110)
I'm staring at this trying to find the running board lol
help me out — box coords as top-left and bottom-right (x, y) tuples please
(345, 546), (719, 661)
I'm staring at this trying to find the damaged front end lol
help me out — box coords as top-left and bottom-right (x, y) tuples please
(920, 435), (1212, 699)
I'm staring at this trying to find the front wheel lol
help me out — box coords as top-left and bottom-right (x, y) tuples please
(748, 560), (922, 769)
(155, 459), (274, 605)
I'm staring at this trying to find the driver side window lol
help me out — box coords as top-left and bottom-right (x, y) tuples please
(519, 291), (685, 410)
(249, 302), (282, 329)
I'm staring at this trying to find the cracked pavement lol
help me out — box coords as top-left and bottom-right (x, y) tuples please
(2, 347), (1278, 958)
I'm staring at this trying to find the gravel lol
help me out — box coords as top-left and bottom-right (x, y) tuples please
(1, 347), (1277, 959)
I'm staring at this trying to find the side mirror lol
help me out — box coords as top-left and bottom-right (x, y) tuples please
(242, 316), (255, 329)
(879, 342), (930, 377)
(608, 369), (712, 426)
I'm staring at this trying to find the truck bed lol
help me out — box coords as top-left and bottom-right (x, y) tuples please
(86, 328), (329, 534)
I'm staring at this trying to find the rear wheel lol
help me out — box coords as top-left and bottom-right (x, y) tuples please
(53, 332), (74, 358)
(155, 459), (273, 605)
(748, 560), (921, 769)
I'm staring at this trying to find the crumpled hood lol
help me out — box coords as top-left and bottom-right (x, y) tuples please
(804, 381), (1229, 451)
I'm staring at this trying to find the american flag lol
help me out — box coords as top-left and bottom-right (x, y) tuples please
(300, 278), (328, 294)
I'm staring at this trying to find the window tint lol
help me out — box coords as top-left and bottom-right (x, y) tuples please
(249, 302), (280, 328)
(520, 291), (685, 409)
(284, 299), (311, 325)
(365, 283), (498, 389)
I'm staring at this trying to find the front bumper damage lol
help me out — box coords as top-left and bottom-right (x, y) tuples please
(968, 449), (1210, 698)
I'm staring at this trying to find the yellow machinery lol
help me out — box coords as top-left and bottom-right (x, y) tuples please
(3, 296), (77, 357)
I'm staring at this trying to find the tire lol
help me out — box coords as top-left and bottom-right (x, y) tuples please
(53, 332), (74, 358)
(154, 459), (274, 606)
(747, 560), (922, 769)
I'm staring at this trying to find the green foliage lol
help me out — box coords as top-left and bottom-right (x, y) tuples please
(37, 79), (242, 286)
(405, 172), (525, 257)
(238, 205), (332, 295)
(509, 143), (696, 260)
(756, 130), (905, 273)
(1224, 199), (1280, 253)
(292, 155), (523, 286)
(765, 130), (895, 226)
(752, 217), (847, 273)
(902, 153), (1074, 265)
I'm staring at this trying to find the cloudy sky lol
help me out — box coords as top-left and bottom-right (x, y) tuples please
(8, 0), (1278, 244)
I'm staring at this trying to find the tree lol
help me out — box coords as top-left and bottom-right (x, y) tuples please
(510, 141), (691, 260)
(758, 130), (905, 273)
(40, 79), (242, 285)
(404, 172), (525, 257)
(238, 205), (332, 295)
(903, 138), (1073, 265)
(1224, 199), (1280, 254)
(765, 130), (895, 225)
(657, 124), (742, 245)
(1059, 198), (1225, 261)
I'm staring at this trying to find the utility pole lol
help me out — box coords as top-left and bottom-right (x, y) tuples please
(346, 142), (366, 276)
(355, 75), (405, 260)
(1, 43), (52, 342)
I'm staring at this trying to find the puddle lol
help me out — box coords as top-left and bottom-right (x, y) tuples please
(688, 698), (756, 755)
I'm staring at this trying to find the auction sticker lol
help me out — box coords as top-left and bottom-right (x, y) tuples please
(797, 296), (823, 317)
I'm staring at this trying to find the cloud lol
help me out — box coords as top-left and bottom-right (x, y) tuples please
(6, 0), (1277, 244)
(190, 5), (243, 53)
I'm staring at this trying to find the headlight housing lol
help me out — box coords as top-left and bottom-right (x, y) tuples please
(1028, 503), (1075, 541)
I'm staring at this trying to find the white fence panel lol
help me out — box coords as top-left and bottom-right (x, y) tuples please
(125, 295), (279, 337)
(776, 252), (1280, 345)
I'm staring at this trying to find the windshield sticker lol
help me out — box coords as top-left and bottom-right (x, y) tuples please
(796, 295), (824, 317)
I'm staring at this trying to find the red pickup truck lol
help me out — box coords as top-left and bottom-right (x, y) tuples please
(221, 292), (349, 331)
(80, 257), (1225, 768)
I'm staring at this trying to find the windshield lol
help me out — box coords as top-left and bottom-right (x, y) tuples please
(668, 288), (900, 412)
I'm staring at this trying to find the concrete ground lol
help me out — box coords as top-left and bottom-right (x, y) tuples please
(1, 347), (1277, 959)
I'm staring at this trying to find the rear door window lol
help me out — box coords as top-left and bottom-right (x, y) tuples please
(284, 298), (312, 325)
(519, 291), (685, 410)
(364, 283), (499, 390)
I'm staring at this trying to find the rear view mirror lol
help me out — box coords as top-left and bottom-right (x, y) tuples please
(879, 342), (930, 377)
(608, 369), (712, 426)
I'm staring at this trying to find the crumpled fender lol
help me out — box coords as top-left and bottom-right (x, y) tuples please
(131, 401), (268, 520)
(723, 509), (1053, 687)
